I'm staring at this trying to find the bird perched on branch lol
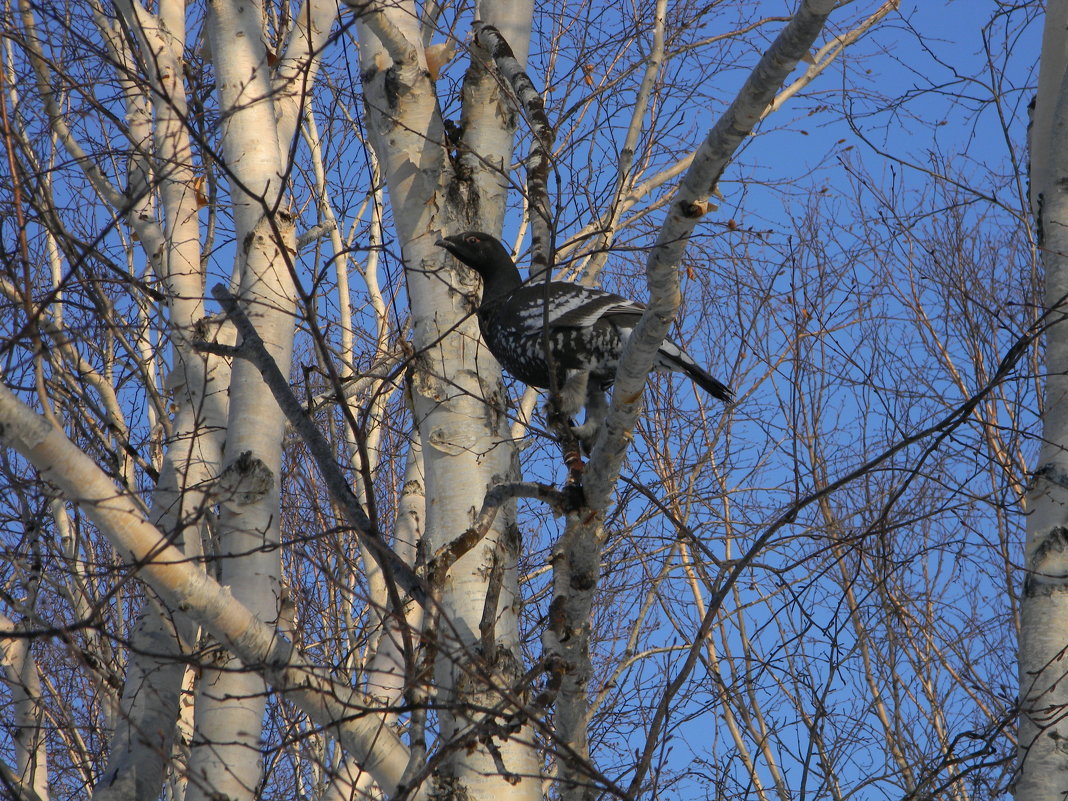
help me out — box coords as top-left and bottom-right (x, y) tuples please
(436, 231), (731, 443)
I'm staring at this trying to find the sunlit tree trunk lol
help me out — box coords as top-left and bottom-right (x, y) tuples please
(91, 2), (229, 797)
(546, 4), (836, 799)
(351, 1), (542, 796)
(1020, 2), (1068, 798)
(0, 612), (49, 801)
(184, 1), (297, 798)
(0, 380), (415, 794)
(14, 0), (232, 796)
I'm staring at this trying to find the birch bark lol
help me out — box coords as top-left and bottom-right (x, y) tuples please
(44, 1), (234, 796)
(0, 612), (49, 801)
(0, 383), (414, 794)
(350, 1), (541, 796)
(1019, 2), (1068, 797)
(184, 1), (297, 797)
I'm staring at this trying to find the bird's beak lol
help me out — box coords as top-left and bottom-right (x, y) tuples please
(436, 236), (458, 256)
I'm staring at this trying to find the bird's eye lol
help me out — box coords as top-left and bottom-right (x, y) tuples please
(465, 235), (479, 244)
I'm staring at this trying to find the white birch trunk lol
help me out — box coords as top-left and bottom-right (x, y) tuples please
(93, 2), (233, 796)
(1019, 3), (1068, 797)
(0, 383), (414, 794)
(350, 1), (541, 796)
(185, 1), (296, 797)
(185, 217), (295, 801)
(322, 438), (426, 801)
(0, 613), (50, 801)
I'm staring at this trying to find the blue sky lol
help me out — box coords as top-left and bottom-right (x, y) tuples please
(0, 2), (1040, 798)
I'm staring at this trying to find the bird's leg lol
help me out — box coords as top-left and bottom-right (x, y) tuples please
(572, 385), (608, 453)
(546, 371), (590, 485)
(557, 370), (589, 421)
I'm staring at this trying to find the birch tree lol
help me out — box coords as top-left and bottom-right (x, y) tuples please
(0, 1), (1037, 800)
(1020, 0), (1068, 797)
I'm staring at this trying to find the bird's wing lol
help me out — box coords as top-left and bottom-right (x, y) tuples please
(510, 283), (645, 329)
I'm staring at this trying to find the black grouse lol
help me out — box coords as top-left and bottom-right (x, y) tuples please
(436, 232), (732, 434)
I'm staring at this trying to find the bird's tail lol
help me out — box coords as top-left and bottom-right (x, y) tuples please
(656, 342), (733, 403)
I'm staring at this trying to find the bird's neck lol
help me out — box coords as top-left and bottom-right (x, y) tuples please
(479, 261), (524, 307)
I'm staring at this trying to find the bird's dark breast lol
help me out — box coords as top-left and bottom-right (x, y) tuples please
(478, 311), (623, 389)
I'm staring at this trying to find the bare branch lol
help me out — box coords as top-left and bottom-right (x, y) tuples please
(473, 22), (554, 277)
(585, 0), (839, 507)
(429, 481), (565, 582)
(202, 284), (429, 608)
(0, 383), (414, 796)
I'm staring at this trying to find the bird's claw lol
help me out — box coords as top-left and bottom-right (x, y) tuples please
(561, 481), (586, 512)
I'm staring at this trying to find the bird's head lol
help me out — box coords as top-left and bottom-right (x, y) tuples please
(435, 231), (515, 282)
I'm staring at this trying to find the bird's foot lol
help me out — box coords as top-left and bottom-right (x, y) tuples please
(561, 481), (586, 512)
(546, 396), (587, 504)
(571, 386), (607, 455)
